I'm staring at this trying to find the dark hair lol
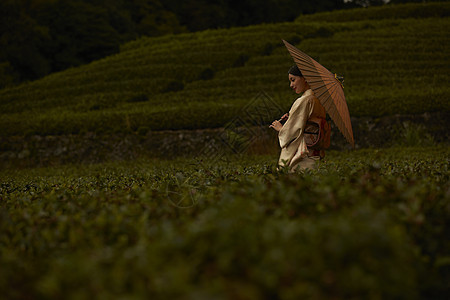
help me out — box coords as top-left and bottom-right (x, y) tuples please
(288, 64), (303, 77)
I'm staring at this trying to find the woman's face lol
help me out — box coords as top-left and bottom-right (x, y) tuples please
(289, 74), (308, 94)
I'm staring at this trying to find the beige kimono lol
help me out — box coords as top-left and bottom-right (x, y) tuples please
(278, 89), (326, 172)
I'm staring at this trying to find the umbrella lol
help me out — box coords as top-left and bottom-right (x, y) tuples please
(282, 39), (355, 148)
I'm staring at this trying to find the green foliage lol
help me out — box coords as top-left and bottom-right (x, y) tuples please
(0, 0), (363, 87)
(0, 2), (449, 136)
(126, 93), (149, 103)
(0, 0), (52, 84)
(160, 0), (349, 32)
(39, 0), (123, 69)
(393, 121), (436, 147)
(0, 147), (448, 298)
(0, 62), (19, 88)
(0, 0), (186, 87)
(197, 67), (215, 80)
(297, 1), (450, 22)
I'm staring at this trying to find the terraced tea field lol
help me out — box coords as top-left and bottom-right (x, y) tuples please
(1, 3), (449, 298)
(0, 2), (449, 136)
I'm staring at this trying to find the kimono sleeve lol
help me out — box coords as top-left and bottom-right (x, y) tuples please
(278, 95), (313, 149)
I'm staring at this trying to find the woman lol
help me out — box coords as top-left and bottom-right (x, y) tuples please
(270, 65), (326, 172)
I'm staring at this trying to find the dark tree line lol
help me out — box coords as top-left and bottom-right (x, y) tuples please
(0, 0), (430, 87)
(0, 0), (184, 87)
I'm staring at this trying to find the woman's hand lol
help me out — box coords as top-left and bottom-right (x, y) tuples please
(269, 120), (283, 132)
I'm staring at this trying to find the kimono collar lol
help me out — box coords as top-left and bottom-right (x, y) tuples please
(303, 89), (313, 97)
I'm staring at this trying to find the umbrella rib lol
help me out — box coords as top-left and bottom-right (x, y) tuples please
(327, 83), (346, 115)
(294, 63), (317, 73)
(327, 83), (341, 106)
(313, 86), (330, 101)
(320, 94), (334, 111)
(292, 54), (314, 64)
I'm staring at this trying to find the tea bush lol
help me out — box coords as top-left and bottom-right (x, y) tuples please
(0, 2), (449, 136)
(296, 2), (450, 23)
(0, 147), (449, 299)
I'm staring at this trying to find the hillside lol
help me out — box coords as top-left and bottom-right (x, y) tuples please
(0, 2), (449, 137)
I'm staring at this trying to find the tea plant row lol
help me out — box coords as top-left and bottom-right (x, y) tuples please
(0, 147), (448, 298)
(0, 3), (448, 136)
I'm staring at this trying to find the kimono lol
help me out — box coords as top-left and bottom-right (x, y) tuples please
(278, 89), (326, 171)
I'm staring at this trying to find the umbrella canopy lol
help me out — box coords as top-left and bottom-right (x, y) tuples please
(283, 39), (355, 148)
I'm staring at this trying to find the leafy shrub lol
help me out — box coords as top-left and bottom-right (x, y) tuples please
(232, 53), (250, 68)
(126, 94), (149, 103)
(261, 42), (276, 56)
(297, 2), (450, 23)
(394, 121), (436, 147)
(136, 126), (150, 136)
(0, 147), (448, 298)
(197, 67), (215, 80)
(304, 26), (334, 39)
(162, 80), (184, 93)
(0, 3), (449, 136)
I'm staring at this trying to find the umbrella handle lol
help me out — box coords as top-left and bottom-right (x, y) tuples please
(278, 113), (289, 124)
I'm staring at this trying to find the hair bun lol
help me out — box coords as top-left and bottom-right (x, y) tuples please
(288, 65), (303, 77)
